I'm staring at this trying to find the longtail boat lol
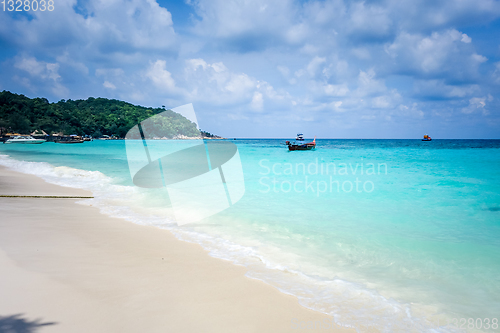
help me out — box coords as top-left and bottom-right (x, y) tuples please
(286, 137), (316, 151)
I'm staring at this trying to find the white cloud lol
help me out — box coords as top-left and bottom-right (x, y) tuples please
(225, 73), (255, 95)
(251, 91), (264, 111)
(13, 56), (68, 97)
(351, 47), (371, 60)
(84, 0), (176, 50)
(306, 56), (327, 77)
(0, 0), (177, 57)
(145, 60), (177, 92)
(183, 59), (246, 98)
(385, 29), (487, 80)
(494, 62), (500, 83)
(321, 57), (350, 82)
(1, 0), (500, 138)
(300, 44), (321, 55)
(355, 69), (387, 97)
(372, 96), (391, 109)
(303, 0), (345, 27)
(56, 52), (89, 75)
(375, 0), (500, 32)
(330, 101), (344, 112)
(348, 2), (392, 38)
(371, 89), (402, 109)
(183, 58), (288, 110)
(324, 84), (349, 97)
(285, 23), (310, 45)
(14, 56), (61, 81)
(103, 81), (116, 90)
(294, 69), (306, 78)
(462, 96), (489, 115)
(398, 103), (424, 118)
(277, 65), (290, 78)
(471, 53), (487, 63)
(189, 0), (295, 44)
(414, 80), (480, 99)
(96, 68), (125, 77)
(461, 34), (472, 43)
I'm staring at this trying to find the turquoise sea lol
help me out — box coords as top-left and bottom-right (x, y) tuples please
(1, 139), (499, 332)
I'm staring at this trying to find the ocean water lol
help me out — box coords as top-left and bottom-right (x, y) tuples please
(1, 139), (499, 332)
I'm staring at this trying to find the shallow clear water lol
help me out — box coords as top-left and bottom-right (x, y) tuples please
(1, 139), (499, 332)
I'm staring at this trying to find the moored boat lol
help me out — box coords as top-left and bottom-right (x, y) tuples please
(4, 135), (46, 144)
(56, 135), (85, 144)
(286, 137), (316, 151)
(56, 139), (84, 144)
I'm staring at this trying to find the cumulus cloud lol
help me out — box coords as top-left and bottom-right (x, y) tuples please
(56, 52), (89, 75)
(0, 0), (177, 58)
(398, 103), (424, 118)
(145, 60), (177, 92)
(184, 0), (500, 55)
(306, 56), (327, 77)
(277, 65), (291, 80)
(324, 84), (349, 97)
(348, 2), (392, 39)
(355, 69), (387, 97)
(188, 0), (297, 51)
(103, 81), (116, 90)
(461, 34), (472, 43)
(462, 95), (494, 115)
(182, 58), (289, 111)
(366, 0), (500, 33)
(1, 0), (500, 137)
(351, 47), (371, 60)
(13, 56), (68, 97)
(414, 80), (480, 99)
(494, 62), (500, 84)
(251, 91), (264, 111)
(85, 0), (176, 51)
(385, 29), (486, 80)
(14, 57), (61, 81)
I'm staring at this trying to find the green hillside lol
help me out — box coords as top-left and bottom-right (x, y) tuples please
(0, 91), (200, 138)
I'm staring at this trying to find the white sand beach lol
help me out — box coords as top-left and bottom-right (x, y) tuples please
(0, 166), (356, 332)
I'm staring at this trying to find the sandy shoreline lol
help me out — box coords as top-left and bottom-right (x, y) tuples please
(0, 165), (355, 332)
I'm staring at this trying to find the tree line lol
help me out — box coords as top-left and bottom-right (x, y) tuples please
(0, 90), (203, 138)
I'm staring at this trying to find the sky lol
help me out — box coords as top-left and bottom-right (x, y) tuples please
(1, 0), (500, 138)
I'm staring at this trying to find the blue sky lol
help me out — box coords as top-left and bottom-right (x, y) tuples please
(1, 0), (499, 138)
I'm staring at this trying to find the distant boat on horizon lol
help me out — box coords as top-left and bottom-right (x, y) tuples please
(422, 134), (432, 141)
(296, 133), (304, 141)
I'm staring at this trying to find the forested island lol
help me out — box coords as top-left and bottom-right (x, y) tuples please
(0, 91), (218, 139)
